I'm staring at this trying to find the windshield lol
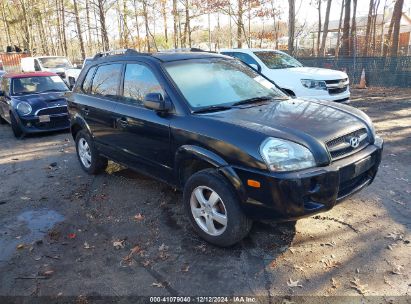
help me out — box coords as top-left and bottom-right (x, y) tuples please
(11, 76), (68, 95)
(254, 51), (303, 69)
(38, 57), (73, 69)
(164, 59), (286, 110)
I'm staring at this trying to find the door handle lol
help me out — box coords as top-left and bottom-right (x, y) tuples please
(117, 117), (128, 128)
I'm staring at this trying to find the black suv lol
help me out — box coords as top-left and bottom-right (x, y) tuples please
(67, 49), (383, 246)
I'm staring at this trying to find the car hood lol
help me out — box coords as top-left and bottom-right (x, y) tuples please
(202, 98), (370, 164)
(267, 66), (347, 81)
(12, 92), (68, 109)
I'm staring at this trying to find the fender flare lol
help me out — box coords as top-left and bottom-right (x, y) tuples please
(175, 145), (247, 203)
(70, 114), (92, 139)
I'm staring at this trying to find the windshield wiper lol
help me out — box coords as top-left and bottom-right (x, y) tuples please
(192, 105), (232, 114)
(232, 96), (272, 106)
(38, 89), (67, 93)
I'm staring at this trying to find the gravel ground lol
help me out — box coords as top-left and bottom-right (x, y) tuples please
(0, 88), (410, 303)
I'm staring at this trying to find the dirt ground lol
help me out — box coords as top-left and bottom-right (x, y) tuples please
(0, 88), (410, 303)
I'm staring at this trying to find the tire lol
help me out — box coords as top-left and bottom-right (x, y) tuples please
(10, 113), (24, 138)
(0, 113), (6, 125)
(75, 130), (108, 174)
(183, 169), (252, 247)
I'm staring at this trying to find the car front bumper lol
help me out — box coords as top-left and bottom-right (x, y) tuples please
(297, 88), (351, 103)
(232, 138), (383, 221)
(18, 113), (70, 133)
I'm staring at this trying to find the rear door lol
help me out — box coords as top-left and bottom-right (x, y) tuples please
(111, 62), (173, 181)
(74, 63), (123, 154)
(0, 77), (11, 123)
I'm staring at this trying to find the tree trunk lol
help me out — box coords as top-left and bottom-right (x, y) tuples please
(317, 0), (322, 56)
(142, 0), (150, 51)
(172, 0), (178, 48)
(73, 0), (86, 59)
(61, 0), (68, 55)
(85, 0), (93, 52)
(288, 0), (295, 55)
(390, 0), (404, 56)
(362, 0), (374, 56)
(350, 0), (357, 56)
(237, 0), (243, 48)
(97, 0), (110, 51)
(160, 0), (168, 43)
(320, 0), (332, 56)
(335, 0), (344, 56)
(133, 0), (141, 51)
(340, 0), (350, 56)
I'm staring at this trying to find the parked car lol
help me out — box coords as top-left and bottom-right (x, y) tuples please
(220, 49), (350, 103)
(21, 56), (74, 82)
(0, 71), (70, 138)
(67, 49), (383, 246)
(65, 57), (93, 89)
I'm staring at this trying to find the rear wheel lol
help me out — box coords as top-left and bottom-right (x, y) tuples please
(183, 169), (252, 247)
(75, 130), (108, 174)
(10, 113), (24, 138)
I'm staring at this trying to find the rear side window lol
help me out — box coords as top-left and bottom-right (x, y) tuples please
(122, 63), (164, 106)
(91, 64), (123, 97)
(81, 66), (96, 93)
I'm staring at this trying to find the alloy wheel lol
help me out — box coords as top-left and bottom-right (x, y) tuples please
(78, 138), (92, 168)
(190, 186), (228, 236)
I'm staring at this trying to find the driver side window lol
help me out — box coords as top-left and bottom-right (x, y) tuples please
(121, 63), (164, 106)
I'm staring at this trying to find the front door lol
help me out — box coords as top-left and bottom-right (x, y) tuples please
(111, 63), (173, 182)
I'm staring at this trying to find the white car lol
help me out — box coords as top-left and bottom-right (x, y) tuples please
(65, 57), (93, 89)
(220, 49), (350, 103)
(21, 56), (73, 79)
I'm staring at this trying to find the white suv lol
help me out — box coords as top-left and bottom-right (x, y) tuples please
(220, 49), (350, 103)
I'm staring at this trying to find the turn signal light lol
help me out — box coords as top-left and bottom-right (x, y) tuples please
(247, 179), (261, 188)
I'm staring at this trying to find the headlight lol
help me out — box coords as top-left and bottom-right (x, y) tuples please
(16, 102), (32, 116)
(260, 138), (316, 172)
(301, 79), (327, 90)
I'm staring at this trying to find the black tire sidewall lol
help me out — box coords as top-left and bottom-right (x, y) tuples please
(183, 169), (252, 247)
(10, 113), (23, 138)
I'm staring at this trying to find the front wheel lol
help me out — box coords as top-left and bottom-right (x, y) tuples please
(183, 169), (252, 247)
(75, 130), (108, 174)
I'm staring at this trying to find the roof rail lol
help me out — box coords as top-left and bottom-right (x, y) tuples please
(92, 49), (140, 60)
(160, 48), (207, 53)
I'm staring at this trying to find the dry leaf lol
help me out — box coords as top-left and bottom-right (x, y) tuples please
(158, 243), (168, 251)
(287, 278), (303, 288)
(134, 213), (144, 221)
(130, 245), (141, 255)
(16, 244), (25, 249)
(293, 265), (304, 271)
(113, 240), (125, 249)
(181, 263), (190, 272)
(386, 232), (403, 241)
(331, 277), (339, 289)
(391, 264), (403, 275)
(151, 282), (164, 288)
(350, 277), (368, 295)
(142, 260), (151, 267)
(83, 242), (93, 249)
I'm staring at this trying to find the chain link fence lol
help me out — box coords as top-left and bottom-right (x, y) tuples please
(297, 56), (411, 88)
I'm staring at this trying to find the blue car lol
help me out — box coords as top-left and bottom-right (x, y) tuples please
(0, 71), (70, 138)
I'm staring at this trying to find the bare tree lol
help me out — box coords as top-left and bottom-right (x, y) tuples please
(288, 0), (295, 55)
(73, 0), (86, 59)
(319, 0), (332, 56)
(340, 0), (351, 56)
(390, 0), (404, 56)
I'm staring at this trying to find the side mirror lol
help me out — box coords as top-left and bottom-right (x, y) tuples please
(143, 93), (171, 112)
(249, 63), (261, 72)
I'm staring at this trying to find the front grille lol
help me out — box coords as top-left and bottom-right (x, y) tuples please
(326, 128), (369, 160)
(37, 106), (68, 116)
(325, 78), (349, 95)
(35, 116), (69, 130)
